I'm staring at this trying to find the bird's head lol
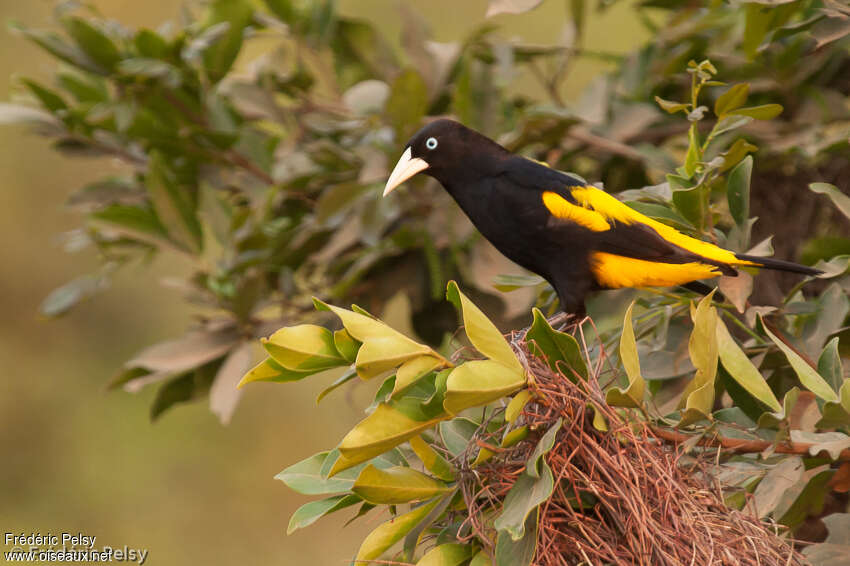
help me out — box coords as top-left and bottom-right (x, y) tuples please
(383, 119), (508, 196)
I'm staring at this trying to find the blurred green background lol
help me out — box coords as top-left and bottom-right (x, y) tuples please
(0, 1), (643, 563)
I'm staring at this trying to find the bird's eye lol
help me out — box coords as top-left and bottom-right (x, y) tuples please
(425, 137), (438, 150)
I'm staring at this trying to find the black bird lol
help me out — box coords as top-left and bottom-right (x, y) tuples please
(383, 119), (820, 316)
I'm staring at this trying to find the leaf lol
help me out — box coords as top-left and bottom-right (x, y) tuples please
(393, 356), (445, 397)
(818, 380), (850, 429)
(40, 273), (107, 317)
(409, 435), (455, 481)
(654, 96), (689, 114)
(238, 357), (319, 387)
(199, 0), (252, 83)
(127, 327), (238, 373)
(716, 320), (782, 412)
(790, 431), (850, 461)
(718, 272), (753, 313)
(316, 369), (359, 403)
(494, 508), (537, 566)
(526, 309), (587, 379)
(714, 83), (750, 118)
(355, 499), (440, 563)
(802, 513), (850, 565)
(333, 403), (447, 476)
(416, 544), (474, 566)
(352, 465), (450, 504)
(333, 329), (361, 364)
(286, 494), (360, 534)
(762, 317), (839, 402)
(607, 301), (645, 408)
(62, 16), (121, 70)
(386, 69), (428, 141)
(486, 0), (544, 17)
(753, 457), (804, 518)
(492, 273), (546, 292)
(680, 293), (719, 424)
(506, 390), (533, 424)
(730, 104), (783, 120)
(261, 324), (345, 371)
(440, 418), (480, 458)
(727, 155), (752, 227)
(209, 343), (252, 424)
(810, 182), (850, 221)
(444, 360), (526, 415)
(145, 152), (203, 253)
(150, 373), (196, 422)
(494, 421), (560, 539)
(819, 338), (845, 395)
(446, 281), (523, 372)
(9, 22), (104, 74)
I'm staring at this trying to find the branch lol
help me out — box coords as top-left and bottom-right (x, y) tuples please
(651, 426), (850, 462)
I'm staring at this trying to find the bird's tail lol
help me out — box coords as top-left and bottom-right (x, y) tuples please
(735, 253), (822, 276)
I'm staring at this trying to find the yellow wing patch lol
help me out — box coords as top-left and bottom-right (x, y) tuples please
(591, 252), (722, 289)
(542, 191), (610, 232)
(569, 186), (758, 267)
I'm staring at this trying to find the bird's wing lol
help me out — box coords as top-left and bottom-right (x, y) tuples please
(541, 185), (757, 288)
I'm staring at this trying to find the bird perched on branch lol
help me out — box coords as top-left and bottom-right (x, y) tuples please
(383, 119), (821, 316)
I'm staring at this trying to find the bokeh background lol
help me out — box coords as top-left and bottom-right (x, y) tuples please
(0, 1), (647, 563)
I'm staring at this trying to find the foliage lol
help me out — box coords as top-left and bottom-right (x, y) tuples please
(6, 0), (850, 562)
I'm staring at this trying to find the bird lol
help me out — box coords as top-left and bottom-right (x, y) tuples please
(382, 119), (821, 316)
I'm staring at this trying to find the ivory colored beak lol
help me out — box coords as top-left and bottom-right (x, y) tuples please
(383, 147), (429, 196)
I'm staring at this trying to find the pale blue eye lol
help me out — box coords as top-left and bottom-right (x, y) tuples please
(426, 137), (438, 150)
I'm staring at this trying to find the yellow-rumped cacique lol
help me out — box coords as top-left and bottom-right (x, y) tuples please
(383, 119), (821, 316)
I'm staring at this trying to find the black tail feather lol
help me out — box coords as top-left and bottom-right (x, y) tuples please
(735, 254), (822, 276)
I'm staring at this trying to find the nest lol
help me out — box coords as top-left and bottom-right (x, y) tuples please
(456, 325), (807, 566)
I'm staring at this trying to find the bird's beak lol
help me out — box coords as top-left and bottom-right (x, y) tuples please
(383, 147), (429, 196)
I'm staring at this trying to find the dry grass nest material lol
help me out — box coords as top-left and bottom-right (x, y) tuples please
(456, 325), (807, 566)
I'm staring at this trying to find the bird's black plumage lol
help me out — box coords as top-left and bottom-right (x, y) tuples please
(383, 119), (821, 315)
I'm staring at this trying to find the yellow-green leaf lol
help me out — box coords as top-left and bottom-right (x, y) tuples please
(714, 83), (749, 117)
(333, 329), (361, 363)
(729, 104), (783, 120)
(446, 281), (522, 372)
(409, 435), (455, 481)
(286, 494), (360, 534)
(355, 337), (433, 379)
(526, 308), (587, 379)
(506, 390), (533, 424)
(393, 356), (445, 397)
(416, 543), (474, 566)
(262, 324), (345, 371)
(606, 301), (645, 408)
(352, 465), (450, 504)
(470, 550), (493, 566)
(501, 426), (529, 448)
(762, 316), (839, 402)
(237, 357), (318, 387)
(680, 293), (718, 424)
(444, 360), (526, 415)
(333, 403), (447, 476)
(355, 498), (440, 562)
(716, 319), (782, 412)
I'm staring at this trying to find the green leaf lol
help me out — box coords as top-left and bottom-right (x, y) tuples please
(316, 369), (359, 404)
(720, 139), (758, 173)
(492, 273), (546, 292)
(716, 319), (782, 412)
(352, 465), (450, 504)
(606, 301), (646, 408)
(495, 508), (537, 566)
(654, 96), (689, 114)
(150, 373), (196, 421)
(286, 494), (360, 534)
(810, 183), (850, 221)
(727, 156), (752, 227)
(494, 421), (560, 539)
(409, 435), (455, 481)
(753, 457), (804, 518)
(10, 22), (104, 74)
(714, 83), (749, 118)
(762, 317), (839, 402)
(62, 16), (121, 70)
(470, 550), (493, 566)
(444, 360), (526, 415)
(526, 308), (587, 379)
(40, 273), (106, 317)
(276, 450), (401, 496)
(145, 152), (203, 253)
(440, 418), (480, 458)
(199, 0), (252, 83)
(416, 543), (474, 566)
(817, 380), (850, 429)
(333, 329), (361, 364)
(386, 69), (428, 141)
(446, 281), (523, 372)
(355, 498), (440, 563)
(683, 125), (700, 178)
(730, 104), (783, 120)
(333, 403), (447, 476)
(19, 79), (67, 113)
(261, 325), (345, 372)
